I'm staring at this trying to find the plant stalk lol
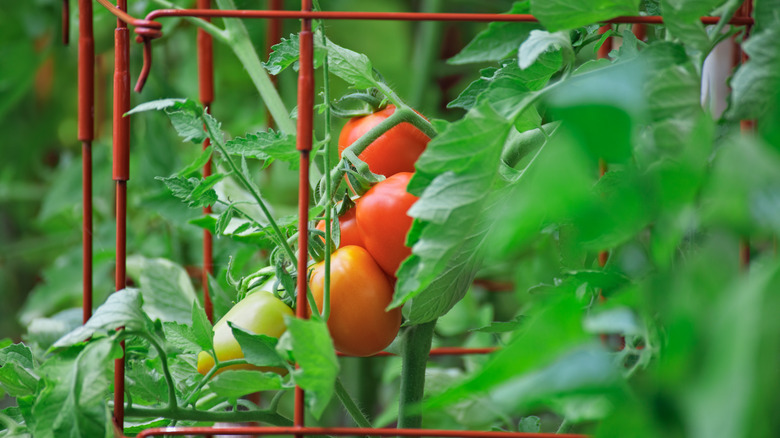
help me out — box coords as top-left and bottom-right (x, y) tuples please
(398, 320), (436, 429)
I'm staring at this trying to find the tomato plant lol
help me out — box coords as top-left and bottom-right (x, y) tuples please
(4, 1), (780, 437)
(309, 245), (401, 357)
(338, 105), (429, 178)
(196, 289), (293, 375)
(355, 172), (418, 277)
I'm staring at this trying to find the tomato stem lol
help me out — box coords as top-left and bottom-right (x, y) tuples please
(200, 109), (297, 264)
(120, 330), (178, 410)
(398, 320), (436, 429)
(319, 25), (333, 321)
(334, 377), (373, 430)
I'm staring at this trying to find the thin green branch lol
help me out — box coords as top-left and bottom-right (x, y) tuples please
(334, 378), (372, 431)
(180, 358), (248, 407)
(121, 330), (178, 410)
(202, 113), (297, 262)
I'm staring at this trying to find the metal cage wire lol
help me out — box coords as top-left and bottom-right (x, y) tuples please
(69, 1), (756, 436)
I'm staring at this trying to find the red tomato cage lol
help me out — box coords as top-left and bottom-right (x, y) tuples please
(71, 1), (756, 436)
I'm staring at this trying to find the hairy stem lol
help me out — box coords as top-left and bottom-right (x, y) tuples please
(334, 378), (372, 430)
(121, 330), (178, 410)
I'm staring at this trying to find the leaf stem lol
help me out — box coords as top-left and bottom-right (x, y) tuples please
(398, 320), (436, 429)
(334, 377), (372, 430)
(180, 358), (248, 407)
(121, 330), (178, 410)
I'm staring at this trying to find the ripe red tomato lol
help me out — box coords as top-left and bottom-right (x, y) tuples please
(355, 172), (418, 277)
(338, 105), (429, 178)
(309, 246), (402, 356)
(315, 207), (363, 248)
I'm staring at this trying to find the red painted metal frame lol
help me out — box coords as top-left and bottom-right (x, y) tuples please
(135, 426), (586, 438)
(77, 1), (756, 437)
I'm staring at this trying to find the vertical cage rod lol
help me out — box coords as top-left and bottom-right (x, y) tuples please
(113, 0), (131, 430)
(295, 0), (314, 433)
(198, 0), (216, 322)
(78, 0), (95, 323)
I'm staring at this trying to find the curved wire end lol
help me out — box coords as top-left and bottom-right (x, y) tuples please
(62, 0), (70, 45)
(134, 38), (152, 93)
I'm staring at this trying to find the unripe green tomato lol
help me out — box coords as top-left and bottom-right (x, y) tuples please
(197, 289), (293, 376)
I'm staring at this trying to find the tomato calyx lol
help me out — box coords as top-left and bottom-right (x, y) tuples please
(330, 90), (387, 119)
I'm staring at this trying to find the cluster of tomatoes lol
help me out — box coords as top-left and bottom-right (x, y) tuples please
(309, 104), (430, 356)
(197, 105), (429, 375)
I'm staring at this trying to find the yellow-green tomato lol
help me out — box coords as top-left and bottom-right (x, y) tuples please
(196, 290), (293, 376)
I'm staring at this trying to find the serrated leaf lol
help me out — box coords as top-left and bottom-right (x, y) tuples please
(163, 322), (203, 354)
(279, 317), (338, 419)
(204, 369), (283, 402)
(224, 130), (298, 169)
(518, 30), (571, 70)
(156, 174), (223, 208)
(449, 2), (541, 65)
(263, 32), (326, 75)
(53, 289), (150, 348)
(31, 338), (122, 438)
(126, 98), (188, 115)
(660, 0), (720, 52)
(229, 323), (287, 368)
(126, 256), (198, 324)
(530, 0), (640, 31)
(393, 104), (513, 323)
(0, 343), (38, 398)
(324, 37), (377, 89)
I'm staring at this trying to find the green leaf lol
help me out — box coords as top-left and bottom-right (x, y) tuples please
(191, 300), (214, 352)
(156, 174), (224, 208)
(126, 98), (188, 115)
(323, 37), (377, 89)
(223, 130), (298, 169)
(530, 0), (641, 31)
(489, 345), (622, 421)
(280, 317), (338, 419)
(726, 26), (780, 121)
(448, 2), (541, 65)
(229, 323), (287, 368)
(126, 256), (198, 324)
(518, 30), (571, 70)
(518, 416), (542, 432)
(0, 343), (38, 398)
(263, 32), (325, 75)
(30, 338), (122, 438)
(427, 294), (592, 408)
(53, 289), (150, 348)
(204, 369), (284, 402)
(393, 104), (513, 323)
(175, 146), (213, 178)
(660, 0), (721, 53)
(163, 322), (204, 355)
(754, 0), (780, 32)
